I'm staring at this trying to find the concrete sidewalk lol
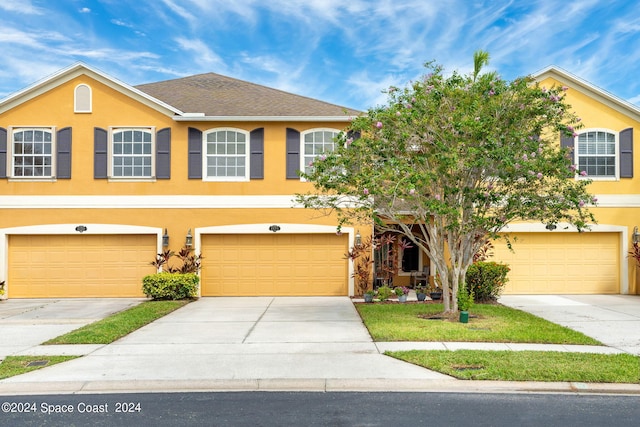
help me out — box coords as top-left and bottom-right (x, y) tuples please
(499, 294), (640, 355)
(0, 295), (639, 395)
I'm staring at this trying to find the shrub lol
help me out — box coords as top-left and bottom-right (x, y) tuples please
(151, 247), (202, 274)
(457, 285), (474, 312)
(376, 286), (393, 302)
(465, 261), (510, 302)
(142, 272), (199, 300)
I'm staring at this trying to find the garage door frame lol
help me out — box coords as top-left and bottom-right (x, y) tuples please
(499, 222), (628, 294)
(0, 223), (163, 299)
(196, 223), (356, 296)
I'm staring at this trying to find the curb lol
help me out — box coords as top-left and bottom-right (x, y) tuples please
(1, 378), (639, 396)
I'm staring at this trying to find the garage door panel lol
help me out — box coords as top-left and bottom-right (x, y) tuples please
(493, 232), (619, 294)
(201, 233), (348, 296)
(9, 234), (156, 298)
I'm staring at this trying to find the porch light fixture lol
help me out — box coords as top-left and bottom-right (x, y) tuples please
(355, 230), (362, 245)
(185, 229), (193, 248)
(162, 228), (169, 247)
(633, 226), (640, 244)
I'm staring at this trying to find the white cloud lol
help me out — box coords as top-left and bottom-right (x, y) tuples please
(174, 37), (226, 70)
(347, 70), (407, 109)
(239, 53), (292, 75)
(0, 0), (43, 15)
(0, 27), (69, 49)
(111, 19), (133, 28)
(627, 94), (640, 106)
(79, 7), (91, 14)
(160, 0), (197, 24)
(188, 0), (258, 21)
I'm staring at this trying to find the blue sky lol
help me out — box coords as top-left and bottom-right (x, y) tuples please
(1, 0), (640, 111)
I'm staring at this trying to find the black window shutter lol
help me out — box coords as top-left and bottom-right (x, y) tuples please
(560, 132), (574, 150)
(250, 128), (264, 179)
(156, 128), (171, 179)
(0, 127), (6, 178)
(94, 127), (108, 179)
(188, 127), (202, 179)
(620, 127), (633, 178)
(56, 127), (72, 179)
(286, 128), (300, 179)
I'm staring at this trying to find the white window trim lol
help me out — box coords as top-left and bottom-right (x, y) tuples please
(108, 126), (156, 181)
(574, 128), (619, 182)
(7, 126), (57, 181)
(300, 127), (341, 182)
(202, 127), (250, 182)
(74, 84), (92, 113)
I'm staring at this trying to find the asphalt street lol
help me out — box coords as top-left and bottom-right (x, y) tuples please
(2, 391), (639, 427)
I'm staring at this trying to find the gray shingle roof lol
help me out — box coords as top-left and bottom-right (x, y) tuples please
(135, 72), (361, 117)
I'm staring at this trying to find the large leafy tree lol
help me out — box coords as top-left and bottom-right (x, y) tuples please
(298, 52), (596, 313)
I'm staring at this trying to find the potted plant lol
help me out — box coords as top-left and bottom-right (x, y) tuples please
(415, 285), (427, 302)
(427, 282), (442, 301)
(394, 286), (410, 303)
(0, 280), (5, 300)
(363, 289), (375, 303)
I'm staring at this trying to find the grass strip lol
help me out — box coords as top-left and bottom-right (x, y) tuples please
(356, 303), (601, 345)
(44, 300), (190, 345)
(387, 350), (640, 383)
(0, 356), (79, 380)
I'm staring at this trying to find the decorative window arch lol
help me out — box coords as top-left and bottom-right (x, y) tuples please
(74, 84), (92, 113)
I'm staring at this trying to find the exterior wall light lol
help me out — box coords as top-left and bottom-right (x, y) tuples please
(633, 226), (640, 244)
(355, 230), (362, 245)
(162, 228), (169, 247)
(185, 229), (193, 248)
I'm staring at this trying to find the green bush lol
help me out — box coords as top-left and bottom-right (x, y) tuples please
(142, 272), (199, 300)
(457, 286), (474, 312)
(466, 261), (510, 302)
(376, 286), (393, 302)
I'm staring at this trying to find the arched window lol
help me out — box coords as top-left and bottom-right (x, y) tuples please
(111, 128), (153, 177)
(74, 84), (92, 113)
(575, 129), (617, 178)
(12, 128), (54, 177)
(301, 128), (340, 176)
(203, 128), (250, 181)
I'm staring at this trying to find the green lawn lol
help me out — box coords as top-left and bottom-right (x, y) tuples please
(355, 302), (601, 345)
(0, 356), (79, 380)
(356, 302), (640, 383)
(44, 300), (190, 345)
(387, 350), (640, 383)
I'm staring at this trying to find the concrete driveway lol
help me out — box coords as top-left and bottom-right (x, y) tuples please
(0, 298), (144, 358)
(0, 297), (451, 390)
(499, 294), (640, 354)
(3, 295), (639, 395)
